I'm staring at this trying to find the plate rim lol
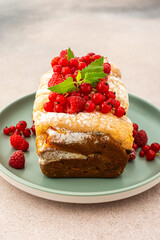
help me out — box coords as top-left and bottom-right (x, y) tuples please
(0, 92), (160, 197)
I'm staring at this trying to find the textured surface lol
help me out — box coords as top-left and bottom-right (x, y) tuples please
(0, 0), (160, 239)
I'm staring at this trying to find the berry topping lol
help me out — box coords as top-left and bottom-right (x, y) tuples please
(96, 82), (109, 94)
(146, 150), (156, 161)
(59, 57), (68, 66)
(48, 92), (58, 102)
(10, 126), (16, 134)
(23, 128), (31, 138)
(92, 93), (103, 105)
(150, 142), (160, 153)
(133, 129), (137, 138)
(139, 150), (145, 157)
(78, 62), (87, 70)
(16, 122), (26, 131)
(80, 83), (92, 95)
(132, 143), (138, 150)
(85, 100), (96, 112)
(92, 55), (101, 61)
(10, 134), (29, 151)
(134, 130), (148, 147)
(48, 77), (63, 88)
(87, 52), (95, 57)
(9, 150), (25, 169)
(84, 55), (92, 65)
(103, 63), (111, 74)
(115, 106), (125, 118)
(51, 57), (61, 68)
(113, 100), (120, 109)
(69, 58), (78, 67)
(14, 130), (22, 136)
(43, 102), (54, 112)
(133, 123), (139, 131)
(31, 125), (36, 135)
(55, 104), (65, 113)
(100, 101), (112, 114)
(106, 91), (116, 100)
(53, 65), (62, 73)
(83, 96), (90, 102)
(62, 66), (71, 76)
(129, 149), (136, 161)
(141, 145), (150, 152)
(59, 49), (68, 58)
(56, 95), (67, 105)
(67, 96), (85, 114)
(3, 127), (11, 135)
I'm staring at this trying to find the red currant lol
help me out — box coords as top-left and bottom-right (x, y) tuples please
(55, 104), (64, 113)
(23, 128), (31, 137)
(59, 49), (67, 58)
(146, 150), (156, 161)
(84, 55), (91, 65)
(150, 142), (160, 153)
(14, 130), (22, 136)
(51, 57), (61, 68)
(73, 70), (78, 78)
(85, 101), (96, 112)
(96, 82), (109, 94)
(115, 106), (125, 118)
(87, 52), (95, 57)
(65, 74), (74, 80)
(70, 67), (77, 73)
(133, 129), (137, 138)
(141, 145), (150, 152)
(79, 57), (85, 62)
(133, 143), (138, 150)
(92, 93), (103, 105)
(83, 96), (90, 102)
(103, 63), (111, 74)
(43, 102), (54, 112)
(113, 100), (120, 109)
(16, 121), (27, 131)
(106, 91), (116, 100)
(56, 95), (67, 105)
(3, 127), (11, 135)
(100, 101), (112, 114)
(133, 123), (139, 131)
(69, 58), (78, 67)
(139, 150), (145, 157)
(19, 121), (27, 129)
(53, 65), (62, 73)
(106, 98), (115, 107)
(129, 149), (136, 161)
(78, 62), (86, 70)
(80, 83), (92, 95)
(92, 55), (101, 61)
(31, 125), (36, 135)
(70, 91), (81, 96)
(10, 126), (16, 133)
(59, 58), (68, 66)
(62, 67), (71, 76)
(48, 92), (58, 102)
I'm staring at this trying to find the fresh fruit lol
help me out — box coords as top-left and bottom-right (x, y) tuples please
(113, 100), (120, 109)
(141, 145), (150, 152)
(84, 55), (92, 65)
(132, 143), (138, 151)
(100, 101), (112, 114)
(134, 130), (148, 147)
(55, 104), (65, 113)
(106, 91), (116, 100)
(139, 150), (145, 157)
(14, 130), (22, 136)
(59, 58), (68, 66)
(31, 125), (36, 135)
(92, 93), (103, 105)
(23, 128), (31, 137)
(3, 127), (11, 135)
(9, 150), (25, 169)
(103, 63), (111, 74)
(56, 95), (67, 105)
(115, 106), (125, 118)
(69, 58), (78, 67)
(67, 96), (85, 114)
(83, 96), (90, 102)
(146, 150), (156, 161)
(10, 134), (29, 151)
(133, 129), (137, 138)
(78, 62), (86, 70)
(85, 100), (96, 112)
(62, 66), (71, 76)
(59, 49), (67, 58)
(53, 65), (62, 73)
(92, 55), (101, 61)
(43, 102), (54, 112)
(80, 83), (92, 95)
(10, 126), (16, 133)
(48, 92), (58, 102)
(51, 57), (61, 68)
(48, 77), (63, 88)
(96, 82), (109, 94)
(133, 123), (139, 131)
(150, 142), (159, 153)
(16, 122), (26, 131)
(129, 149), (136, 161)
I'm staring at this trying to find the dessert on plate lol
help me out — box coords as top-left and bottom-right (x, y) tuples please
(33, 48), (133, 178)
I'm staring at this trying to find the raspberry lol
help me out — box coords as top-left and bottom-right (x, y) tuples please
(48, 77), (63, 88)
(55, 104), (65, 113)
(106, 91), (116, 100)
(100, 101), (112, 114)
(92, 93), (103, 105)
(115, 106), (125, 118)
(31, 125), (36, 135)
(78, 62), (86, 70)
(10, 134), (29, 151)
(14, 130), (22, 136)
(133, 129), (137, 138)
(80, 83), (92, 95)
(103, 63), (111, 74)
(23, 128), (31, 137)
(16, 122), (26, 131)
(67, 96), (85, 114)
(48, 92), (58, 102)
(43, 102), (54, 112)
(92, 55), (101, 61)
(133, 143), (138, 151)
(129, 149), (136, 161)
(96, 82), (109, 94)
(53, 65), (62, 73)
(9, 150), (25, 169)
(70, 91), (81, 96)
(56, 95), (67, 105)
(141, 145), (150, 152)
(87, 52), (95, 57)
(3, 127), (11, 135)
(133, 123), (139, 131)
(62, 67), (71, 76)
(60, 49), (68, 58)
(84, 55), (92, 65)
(113, 100), (120, 109)
(146, 150), (156, 161)
(85, 100), (96, 112)
(51, 57), (61, 68)
(139, 150), (145, 157)
(59, 58), (68, 66)
(69, 58), (78, 67)
(150, 142), (160, 153)
(134, 130), (148, 147)
(10, 126), (16, 134)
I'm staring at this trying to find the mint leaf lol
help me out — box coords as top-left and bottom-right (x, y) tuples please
(67, 47), (75, 60)
(83, 72), (106, 87)
(48, 77), (76, 94)
(81, 57), (104, 78)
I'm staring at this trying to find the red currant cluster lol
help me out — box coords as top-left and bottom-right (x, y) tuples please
(129, 123), (160, 161)
(3, 120), (36, 137)
(44, 49), (125, 117)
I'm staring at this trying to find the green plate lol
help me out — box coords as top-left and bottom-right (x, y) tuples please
(0, 93), (160, 203)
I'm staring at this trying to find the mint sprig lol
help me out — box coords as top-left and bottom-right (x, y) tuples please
(67, 47), (75, 60)
(48, 77), (76, 94)
(83, 72), (106, 87)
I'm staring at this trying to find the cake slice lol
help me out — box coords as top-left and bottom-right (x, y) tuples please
(33, 49), (133, 178)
